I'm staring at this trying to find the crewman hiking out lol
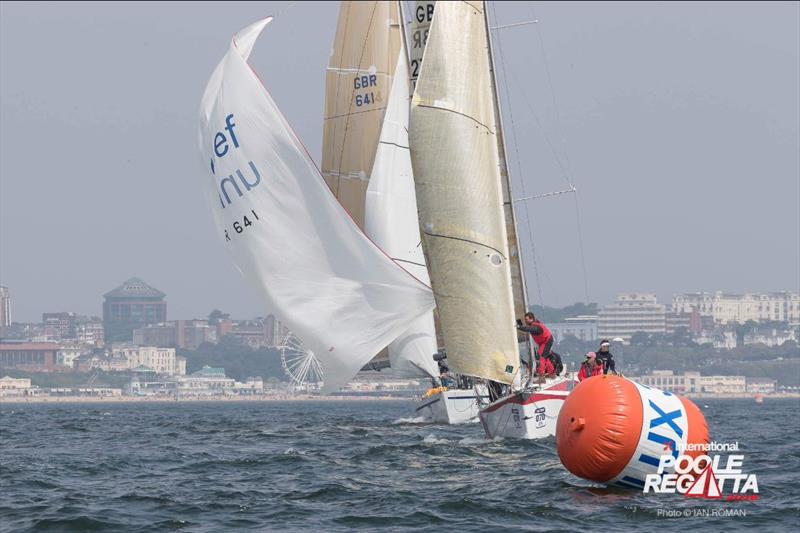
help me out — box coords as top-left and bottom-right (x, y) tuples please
(516, 312), (563, 376)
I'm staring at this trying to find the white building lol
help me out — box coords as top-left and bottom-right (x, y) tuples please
(57, 344), (91, 368)
(108, 346), (185, 375)
(743, 328), (797, 347)
(550, 316), (598, 343)
(631, 370), (746, 394)
(693, 329), (738, 349)
(672, 291), (800, 326)
(0, 376), (32, 396)
(176, 366), (235, 395)
(746, 378), (777, 394)
(597, 293), (666, 341)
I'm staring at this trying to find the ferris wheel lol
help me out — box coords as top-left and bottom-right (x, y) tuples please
(279, 332), (323, 389)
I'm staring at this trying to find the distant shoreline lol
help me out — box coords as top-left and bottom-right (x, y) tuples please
(0, 394), (415, 404)
(1, 393), (798, 404)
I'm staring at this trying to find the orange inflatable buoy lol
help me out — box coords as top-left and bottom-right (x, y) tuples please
(556, 375), (709, 489)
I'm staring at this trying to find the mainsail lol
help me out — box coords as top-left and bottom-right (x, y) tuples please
(364, 35), (439, 379)
(409, 1), (519, 384)
(198, 18), (435, 393)
(321, 1), (401, 229)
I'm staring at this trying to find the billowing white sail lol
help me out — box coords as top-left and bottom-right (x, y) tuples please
(409, 1), (519, 384)
(364, 49), (439, 379)
(198, 19), (435, 393)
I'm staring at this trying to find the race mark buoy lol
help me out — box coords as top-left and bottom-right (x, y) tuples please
(556, 375), (709, 489)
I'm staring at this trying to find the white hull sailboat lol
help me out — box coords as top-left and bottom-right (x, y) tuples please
(479, 376), (577, 439)
(415, 383), (489, 424)
(409, 0), (576, 438)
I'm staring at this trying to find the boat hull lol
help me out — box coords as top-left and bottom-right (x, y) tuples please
(415, 387), (488, 424)
(479, 376), (577, 439)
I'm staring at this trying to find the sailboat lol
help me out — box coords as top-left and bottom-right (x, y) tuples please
(197, 17), (436, 395)
(409, 0), (577, 438)
(321, 0), (488, 423)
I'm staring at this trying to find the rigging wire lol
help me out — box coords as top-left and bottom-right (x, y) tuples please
(527, 2), (590, 303)
(489, 2), (546, 308)
(497, 3), (591, 304)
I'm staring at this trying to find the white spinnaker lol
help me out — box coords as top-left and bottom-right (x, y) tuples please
(364, 50), (439, 379)
(409, 1), (519, 384)
(198, 19), (435, 393)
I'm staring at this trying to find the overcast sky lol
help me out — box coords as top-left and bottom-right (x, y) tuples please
(1, 1), (798, 322)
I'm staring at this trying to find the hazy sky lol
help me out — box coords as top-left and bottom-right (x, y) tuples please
(1, 1), (798, 322)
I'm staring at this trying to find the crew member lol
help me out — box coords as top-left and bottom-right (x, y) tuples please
(578, 352), (603, 382)
(517, 312), (555, 375)
(595, 339), (616, 375)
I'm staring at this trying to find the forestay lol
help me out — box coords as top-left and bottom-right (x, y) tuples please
(409, 1), (519, 384)
(364, 46), (439, 379)
(321, 1), (401, 229)
(198, 18), (435, 393)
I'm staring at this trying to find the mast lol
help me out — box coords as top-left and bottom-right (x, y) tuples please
(483, 3), (533, 368)
(484, 2), (529, 316)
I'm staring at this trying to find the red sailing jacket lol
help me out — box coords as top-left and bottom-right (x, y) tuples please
(534, 321), (552, 346)
(578, 362), (603, 381)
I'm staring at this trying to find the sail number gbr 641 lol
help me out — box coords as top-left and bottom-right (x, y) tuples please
(224, 210), (261, 242)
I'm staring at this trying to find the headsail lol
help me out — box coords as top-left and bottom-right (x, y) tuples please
(321, 1), (401, 229)
(409, 1), (519, 384)
(365, 42), (439, 379)
(198, 18), (435, 393)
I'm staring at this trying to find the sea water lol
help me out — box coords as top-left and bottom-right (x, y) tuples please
(0, 399), (797, 531)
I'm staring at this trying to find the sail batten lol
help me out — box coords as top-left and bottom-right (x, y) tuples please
(322, 1), (401, 229)
(409, 1), (519, 384)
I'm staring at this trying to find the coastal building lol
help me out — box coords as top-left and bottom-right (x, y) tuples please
(0, 286), (10, 327)
(630, 370), (746, 394)
(78, 346), (184, 375)
(42, 312), (78, 340)
(550, 316), (598, 343)
(176, 366), (235, 395)
(672, 291), (800, 326)
(743, 327), (797, 347)
(103, 278), (167, 342)
(693, 329), (737, 349)
(746, 378), (777, 394)
(665, 311), (692, 335)
(75, 317), (105, 346)
(133, 320), (216, 350)
(0, 342), (59, 372)
(114, 346), (183, 375)
(0, 376), (32, 396)
(597, 293), (666, 341)
(229, 321), (272, 349)
(57, 343), (91, 368)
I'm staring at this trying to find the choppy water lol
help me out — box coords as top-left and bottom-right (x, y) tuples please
(0, 398), (797, 532)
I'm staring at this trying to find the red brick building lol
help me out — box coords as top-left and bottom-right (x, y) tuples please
(0, 342), (59, 371)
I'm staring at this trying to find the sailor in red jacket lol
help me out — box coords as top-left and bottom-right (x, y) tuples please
(578, 352), (604, 381)
(516, 312), (555, 375)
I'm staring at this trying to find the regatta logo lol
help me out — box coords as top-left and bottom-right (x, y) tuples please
(207, 113), (263, 209)
(643, 452), (759, 501)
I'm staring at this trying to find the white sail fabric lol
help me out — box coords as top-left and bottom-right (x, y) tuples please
(364, 50), (439, 379)
(198, 19), (435, 393)
(409, 1), (519, 384)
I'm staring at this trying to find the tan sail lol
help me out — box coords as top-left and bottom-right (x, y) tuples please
(321, 1), (401, 229)
(409, 0), (518, 384)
